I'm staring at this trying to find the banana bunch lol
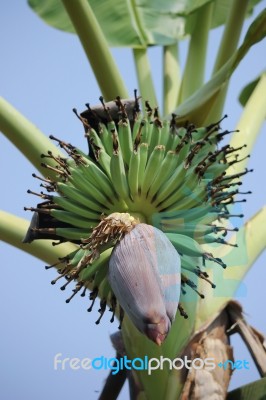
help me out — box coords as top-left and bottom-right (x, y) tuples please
(24, 94), (250, 344)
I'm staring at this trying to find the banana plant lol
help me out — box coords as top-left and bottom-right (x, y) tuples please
(1, 0), (266, 399)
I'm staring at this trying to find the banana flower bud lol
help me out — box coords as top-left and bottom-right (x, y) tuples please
(108, 223), (181, 345)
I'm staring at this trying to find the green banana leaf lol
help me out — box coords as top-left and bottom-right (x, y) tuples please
(28, 0), (261, 48)
(239, 72), (266, 108)
(227, 377), (266, 399)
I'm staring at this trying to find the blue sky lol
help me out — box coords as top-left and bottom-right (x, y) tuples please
(1, 1), (266, 399)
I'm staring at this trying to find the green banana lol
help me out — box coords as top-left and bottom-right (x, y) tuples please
(87, 128), (106, 153)
(165, 131), (180, 153)
(56, 227), (91, 241)
(199, 233), (220, 244)
(164, 181), (208, 212)
(166, 233), (204, 257)
(152, 205), (218, 226)
(181, 254), (203, 271)
(140, 119), (151, 144)
(191, 142), (217, 168)
(192, 119), (222, 141)
(157, 169), (200, 209)
(107, 121), (120, 146)
(118, 119), (133, 166)
(78, 163), (116, 201)
(69, 248), (90, 267)
(98, 122), (113, 156)
(194, 211), (222, 225)
(52, 196), (102, 220)
(127, 149), (140, 199)
(147, 151), (179, 201)
(98, 277), (112, 303)
(154, 143), (192, 205)
(132, 114), (143, 142)
(80, 248), (113, 282)
(57, 182), (107, 213)
(159, 120), (171, 147)
(180, 255), (196, 273)
(137, 143), (149, 192)
(97, 149), (112, 180)
(204, 162), (230, 180)
(176, 140), (191, 166)
(148, 120), (162, 155)
(50, 209), (99, 229)
(141, 145), (165, 198)
(91, 263), (109, 289)
(162, 222), (216, 238)
(110, 149), (130, 201)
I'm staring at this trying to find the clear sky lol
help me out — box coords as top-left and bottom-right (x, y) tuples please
(0, 1), (266, 399)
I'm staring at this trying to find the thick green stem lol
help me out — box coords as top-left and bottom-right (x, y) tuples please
(228, 72), (266, 176)
(163, 44), (181, 116)
(205, 0), (249, 124)
(212, 0), (249, 74)
(0, 97), (64, 178)
(178, 2), (213, 103)
(61, 0), (128, 100)
(133, 48), (158, 110)
(0, 211), (77, 265)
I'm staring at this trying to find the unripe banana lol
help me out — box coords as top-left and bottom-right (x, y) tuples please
(110, 149), (130, 201)
(118, 119), (133, 166)
(68, 168), (112, 207)
(165, 233), (204, 257)
(152, 205), (218, 226)
(57, 182), (107, 213)
(127, 149), (140, 199)
(86, 128), (106, 158)
(154, 143), (191, 205)
(56, 227), (91, 241)
(164, 181), (207, 212)
(148, 120), (162, 155)
(97, 149), (112, 180)
(50, 209), (98, 229)
(147, 151), (179, 201)
(98, 122), (113, 156)
(132, 114), (143, 142)
(159, 120), (171, 147)
(138, 143), (149, 191)
(141, 145), (165, 198)
(52, 196), (101, 220)
(165, 130), (181, 153)
(156, 169), (199, 209)
(141, 118), (152, 144)
(163, 222), (216, 238)
(79, 248), (113, 282)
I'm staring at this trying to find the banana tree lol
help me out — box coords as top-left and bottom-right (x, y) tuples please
(1, 1), (266, 399)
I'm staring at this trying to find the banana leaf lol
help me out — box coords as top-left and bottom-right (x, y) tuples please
(28, 0), (261, 48)
(239, 72), (266, 108)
